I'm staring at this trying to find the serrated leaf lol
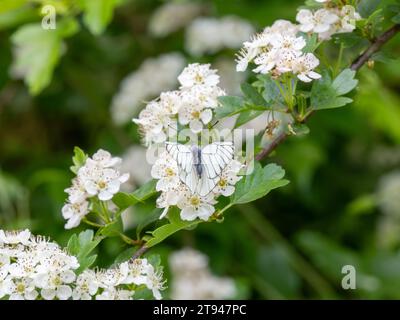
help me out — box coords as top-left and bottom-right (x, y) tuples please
(241, 82), (266, 106)
(11, 18), (78, 95)
(67, 230), (103, 274)
(145, 209), (200, 248)
(332, 69), (358, 95)
(235, 110), (264, 128)
(136, 208), (164, 238)
(231, 163), (289, 205)
(311, 69), (357, 110)
(215, 95), (245, 119)
(99, 216), (123, 237)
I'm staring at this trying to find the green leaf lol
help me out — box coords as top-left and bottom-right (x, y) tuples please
(241, 82), (266, 106)
(136, 208), (164, 238)
(303, 32), (318, 53)
(81, 0), (117, 35)
(114, 247), (136, 264)
(231, 163), (289, 205)
(99, 216), (123, 237)
(215, 96), (245, 119)
(311, 69), (357, 110)
(357, 0), (381, 17)
(67, 230), (103, 273)
(113, 179), (157, 210)
(332, 69), (358, 95)
(260, 75), (284, 105)
(145, 209), (200, 248)
(70, 146), (88, 174)
(11, 18), (79, 95)
(235, 110), (264, 128)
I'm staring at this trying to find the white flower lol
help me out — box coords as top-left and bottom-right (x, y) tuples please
(119, 259), (149, 286)
(142, 264), (165, 300)
(178, 191), (216, 221)
(293, 53), (321, 82)
(64, 177), (87, 204)
(296, 8), (339, 34)
(338, 5), (362, 33)
(79, 159), (129, 201)
(8, 278), (38, 300)
(35, 270), (76, 300)
(95, 287), (133, 300)
(213, 160), (243, 197)
(151, 154), (181, 192)
(92, 149), (121, 168)
(0, 229), (31, 246)
(178, 101), (213, 133)
(62, 200), (89, 229)
(178, 63), (220, 89)
(72, 270), (99, 300)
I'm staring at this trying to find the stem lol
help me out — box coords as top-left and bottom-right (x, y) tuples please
(238, 203), (337, 298)
(351, 24), (400, 71)
(83, 218), (103, 228)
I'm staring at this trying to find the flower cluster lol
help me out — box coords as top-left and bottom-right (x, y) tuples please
(148, 2), (204, 37)
(62, 149), (129, 229)
(111, 53), (186, 125)
(236, 2), (360, 82)
(169, 248), (236, 300)
(296, 5), (361, 41)
(133, 63), (225, 145)
(152, 150), (243, 222)
(186, 16), (254, 56)
(0, 229), (165, 300)
(236, 19), (321, 82)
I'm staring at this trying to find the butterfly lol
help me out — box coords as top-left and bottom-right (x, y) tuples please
(165, 141), (234, 196)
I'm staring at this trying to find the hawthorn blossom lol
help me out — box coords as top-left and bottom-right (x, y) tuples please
(62, 149), (129, 229)
(293, 53), (321, 82)
(235, 20), (320, 82)
(296, 9), (339, 34)
(0, 229), (165, 300)
(169, 248), (236, 300)
(212, 160), (243, 197)
(177, 190), (217, 221)
(185, 16), (254, 56)
(133, 63), (226, 142)
(178, 63), (220, 88)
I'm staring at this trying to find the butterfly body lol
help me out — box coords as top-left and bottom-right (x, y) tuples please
(166, 141), (234, 196)
(191, 145), (203, 178)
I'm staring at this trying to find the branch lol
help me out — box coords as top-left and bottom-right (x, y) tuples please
(256, 24), (400, 161)
(131, 244), (148, 260)
(351, 24), (400, 71)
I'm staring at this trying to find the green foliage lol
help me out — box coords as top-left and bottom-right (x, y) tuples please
(67, 230), (103, 274)
(230, 163), (289, 205)
(70, 146), (88, 174)
(215, 95), (245, 119)
(80, 0), (118, 35)
(145, 208), (201, 248)
(311, 69), (358, 110)
(11, 18), (79, 95)
(99, 216), (123, 237)
(112, 179), (157, 210)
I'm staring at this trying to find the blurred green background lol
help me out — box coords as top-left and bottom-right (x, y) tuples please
(1, 0), (400, 299)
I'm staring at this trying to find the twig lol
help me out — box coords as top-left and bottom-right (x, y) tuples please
(131, 244), (148, 260)
(351, 24), (400, 71)
(256, 24), (400, 162)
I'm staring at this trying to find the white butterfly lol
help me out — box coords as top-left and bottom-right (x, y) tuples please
(165, 141), (234, 196)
